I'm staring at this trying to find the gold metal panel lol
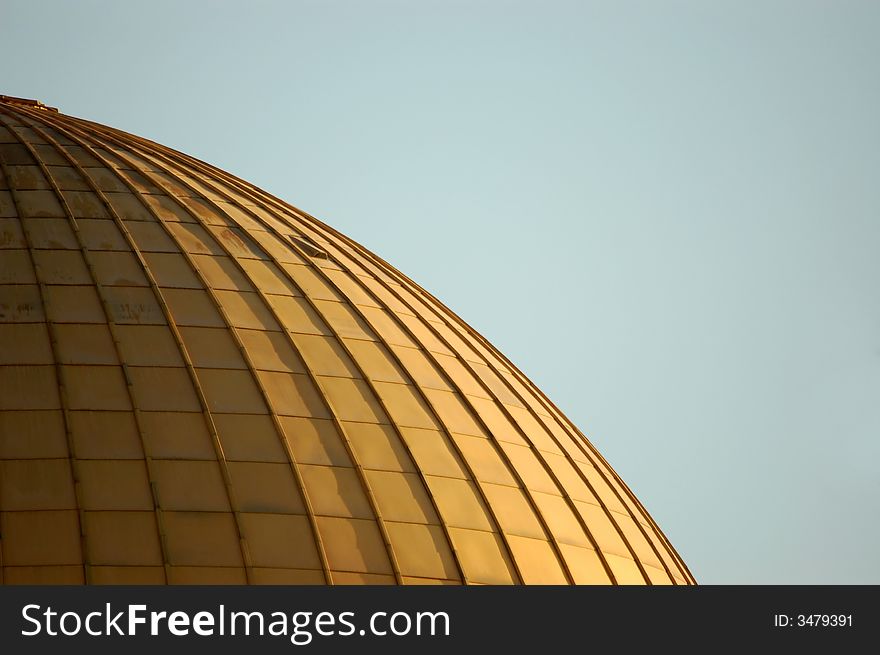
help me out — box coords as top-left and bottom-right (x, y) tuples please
(573, 501), (632, 559)
(446, 528), (515, 585)
(311, 299), (375, 340)
(0, 192), (16, 218)
(54, 323), (117, 365)
(323, 269), (381, 307)
(281, 416), (350, 466)
(603, 553), (647, 585)
(0, 365), (60, 409)
(240, 513), (321, 569)
(386, 522), (459, 581)
(88, 251), (149, 286)
(293, 334), (361, 378)
(574, 461), (628, 514)
(179, 326), (247, 369)
(531, 491), (591, 548)
(480, 483), (545, 540)
(450, 433), (516, 486)
(160, 288), (225, 327)
(89, 567), (165, 585)
(6, 165), (49, 189)
(239, 259), (301, 296)
(300, 465), (373, 519)
(60, 189), (109, 219)
(86, 168), (128, 193)
(344, 422), (414, 473)
(142, 193), (196, 223)
(142, 252), (204, 288)
(502, 404), (561, 453)
(191, 253), (253, 291)
(238, 329), (305, 373)
(462, 395), (525, 446)
(330, 572), (396, 585)
(398, 427), (467, 479)
(0, 218), (26, 247)
(152, 460), (231, 511)
(104, 192), (156, 222)
(251, 569), (324, 584)
(0, 250), (36, 283)
(401, 577), (460, 585)
(470, 361), (523, 407)
(423, 476), (493, 531)
(125, 221), (180, 253)
(642, 563), (675, 585)
(167, 567), (247, 585)
(395, 314), (454, 355)
(1, 510), (82, 565)
(2, 566), (84, 585)
(372, 381), (440, 430)
(365, 470), (438, 524)
(26, 218), (78, 249)
(0, 142), (34, 164)
(114, 324), (183, 367)
(422, 388), (485, 436)
(258, 371), (330, 418)
(44, 284), (104, 323)
(539, 452), (594, 503)
(129, 367), (201, 412)
(139, 411), (215, 460)
(166, 222), (224, 256)
(342, 339), (407, 384)
(83, 511), (163, 565)
(227, 462), (305, 513)
(558, 544), (612, 584)
(215, 413), (289, 463)
(358, 305), (418, 347)
(162, 511), (244, 567)
(214, 290), (280, 330)
(248, 230), (307, 265)
(317, 376), (386, 423)
(77, 218), (128, 251)
(0, 284), (44, 323)
(196, 368), (267, 414)
(46, 165), (89, 191)
(207, 226), (266, 259)
(432, 354), (490, 399)
(77, 460), (153, 510)
(609, 509), (663, 570)
(497, 442), (560, 495)
(0, 323), (53, 364)
(16, 190), (65, 217)
(279, 263), (342, 301)
(103, 286), (165, 325)
(70, 410), (143, 459)
(266, 295), (331, 335)
(505, 535), (568, 585)
(388, 345), (450, 390)
(315, 516), (394, 575)
(0, 410), (67, 459)
(0, 459), (76, 510)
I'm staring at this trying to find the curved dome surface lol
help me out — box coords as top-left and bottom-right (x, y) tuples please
(0, 96), (693, 585)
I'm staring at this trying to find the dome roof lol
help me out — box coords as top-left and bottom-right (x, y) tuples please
(0, 95), (693, 585)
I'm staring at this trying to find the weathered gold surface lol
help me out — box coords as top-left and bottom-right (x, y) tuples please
(0, 98), (695, 585)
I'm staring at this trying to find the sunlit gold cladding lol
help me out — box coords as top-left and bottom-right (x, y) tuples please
(0, 97), (694, 585)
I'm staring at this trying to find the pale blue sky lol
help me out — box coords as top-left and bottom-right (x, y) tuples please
(3, 0), (878, 583)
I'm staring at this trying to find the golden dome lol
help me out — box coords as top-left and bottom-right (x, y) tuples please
(0, 95), (693, 585)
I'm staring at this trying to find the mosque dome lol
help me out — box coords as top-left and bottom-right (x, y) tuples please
(0, 95), (693, 585)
